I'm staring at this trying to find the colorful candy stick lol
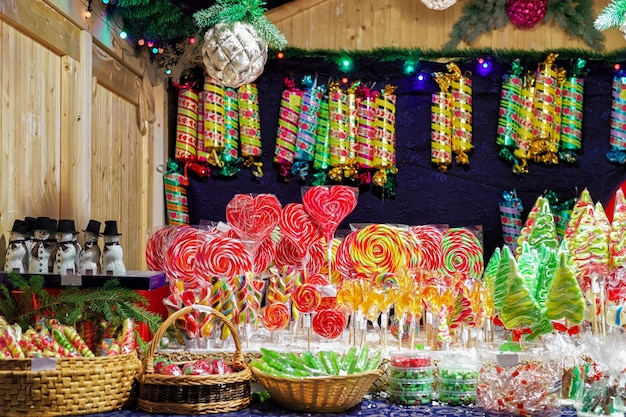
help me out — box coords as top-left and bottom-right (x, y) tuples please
(448, 63), (473, 165)
(607, 71), (626, 164)
(497, 60), (523, 168)
(356, 85), (378, 170)
(431, 74), (453, 173)
(274, 78), (302, 178)
(220, 86), (240, 176)
(238, 83), (263, 177)
(175, 87), (199, 163)
(63, 325), (95, 357)
(203, 78), (225, 166)
(531, 53), (559, 165)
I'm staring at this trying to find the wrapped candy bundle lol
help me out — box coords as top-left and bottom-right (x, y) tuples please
(273, 78), (302, 179)
(238, 83), (263, 177)
(531, 53), (559, 165)
(431, 73), (453, 172)
(497, 60), (523, 169)
(447, 63), (473, 166)
(607, 71), (626, 164)
(373, 84), (398, 195)
(174, 87), (199, 163)
(203, 78), (225, 166)
(292, 77), (324, 180)
(559, 58), (586, 163)
(220, 86), (240, 176)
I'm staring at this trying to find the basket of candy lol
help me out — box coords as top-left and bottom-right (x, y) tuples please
(250, 345), (383, 413)
(0, 318), (140, 417)
(137, 305), (252, 414)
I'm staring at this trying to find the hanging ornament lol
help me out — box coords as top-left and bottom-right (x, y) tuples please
(420, 0), (457, 10)
(506, 0), (548, 29)
(194, 0), (287, 88)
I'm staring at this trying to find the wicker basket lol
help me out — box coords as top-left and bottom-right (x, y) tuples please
(0, 350), (140, 417)
(252, 366), (383, 413)
(137, 304), (252, 414)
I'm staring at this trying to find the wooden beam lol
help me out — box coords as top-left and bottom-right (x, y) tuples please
(0, 0), (80, 59)
(92, 45), (140, 107)
(266, 0), (329, 23)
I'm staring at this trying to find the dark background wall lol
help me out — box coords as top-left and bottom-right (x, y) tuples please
(175, 56), (626, 260)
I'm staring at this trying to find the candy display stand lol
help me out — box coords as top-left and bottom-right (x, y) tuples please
(0, 351), (140, 416)
(137, 305), (252, 414)
(252, 365), (382, 412)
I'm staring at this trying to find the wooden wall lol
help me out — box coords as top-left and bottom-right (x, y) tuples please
(0, 0), (166, 270)
(267, 0), (625, 51)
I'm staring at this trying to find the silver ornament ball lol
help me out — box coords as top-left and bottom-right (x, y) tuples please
(420, 0), (457, 10)
(202, 22), (268, 88)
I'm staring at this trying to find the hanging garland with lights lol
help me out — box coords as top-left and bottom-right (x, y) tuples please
(444, 0), (605, 51)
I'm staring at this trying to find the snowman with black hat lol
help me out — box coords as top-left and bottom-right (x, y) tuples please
(102, 220), (126, 276)
(79, 220), (101, 275)
(28, 217), (55, 274)
(52, 219), (79, 275)
(4, 219), (30, 273)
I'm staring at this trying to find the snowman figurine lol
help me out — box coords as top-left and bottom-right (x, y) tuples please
(102, 220), (126, 276)
(4, 219), (29, 273)
(28, 217), (55, 274)
(52, 219), (78, 275)
(79, 220), (101, 275)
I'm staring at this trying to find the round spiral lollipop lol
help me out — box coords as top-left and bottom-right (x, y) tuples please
(441, 227), (484, 281)
(147, 226), (191, 271)
(274, 237), (301, 269)
(334, 231), (358, 280)
(261, 303), (291, 331)
(306, 241), (326, 275)
(350, 224), (407, 276)
(292, 283), (322, 313)
(164, 227), (208, 284)
(410, 225), (444, 271)
(254, 237), (276, 275)
(196, 236), (253, 278)
(312, 308), (346, 339)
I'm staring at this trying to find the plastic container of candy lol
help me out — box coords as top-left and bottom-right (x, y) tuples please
(387, 377), (434, 393)
(387, 389), (432, 406)
(389, 350), (432, 368)
(476, 342), (562, 417)
(389, 366), (434, 380)
(438, 389), (477, 406)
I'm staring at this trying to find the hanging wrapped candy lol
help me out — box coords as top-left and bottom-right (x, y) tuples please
(497, 60), (524, 169)
(220, 86), (240, 176)
(292, 76), (324, 180)
(559, 58), (587, 163)
(499, 189), (523, 253)
(531, 53), (559, 165)
(328, 81), (352, 182)
(196, 90), (208, 163)
(238, 83), (263, 177)
(447, 63), (473, 166)
(175, 87), (199, 163)
(607, 71), (626, 164)
(373, 84), (398, 196)
(552, 67), (565, 159)
(431, 73), (453, 173)
(162, 159), (190, 225)
(356, 84), (378, 178)
(203, 78), (225, 167)
(346, 81), (360, 179)
(514, 71), (535, 174)
(312, 94), (331, 185)
(273, 78), (302, 180)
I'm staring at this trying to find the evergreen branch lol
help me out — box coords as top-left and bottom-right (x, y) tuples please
(546, 0), (605, 51)
(595, 0), (626, 30)
(251, 15), (288, 49)
(443, 0), (508, 50)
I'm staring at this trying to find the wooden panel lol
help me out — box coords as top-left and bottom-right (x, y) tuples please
(92, 45), (140, 107)
(0, 21), (62, 241)
(0, 0), (80, 59)
(91, 83), (147, 270)
(268, 0), (626, 51)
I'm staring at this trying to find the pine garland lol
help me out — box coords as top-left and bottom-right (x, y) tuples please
(595, 0), (626, 31)
(0, 274), (162, 336)
(193, 0), (287, 49)
(445, 0), (605, 51)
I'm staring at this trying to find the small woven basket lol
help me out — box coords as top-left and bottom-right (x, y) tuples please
(137, 305), (252, 414)
(0, 351), (140, 416)
(252, 367), (383, 413)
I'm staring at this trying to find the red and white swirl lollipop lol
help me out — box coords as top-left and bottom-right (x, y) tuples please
(147, 225), (193, 271)
(410, 225), (444, 272)
(302, 185), (358, 244)
(164, 227), (209, 285)
(226, 193), (282, 242)
(196, 236), (253, 279)
(335, 231), (358, 280)
(312, 308), (347, 339)
(254, 237), (275, 275)
(279, 203), (323, 257)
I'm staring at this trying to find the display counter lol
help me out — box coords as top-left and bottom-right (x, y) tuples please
(81, 399), (579, 417)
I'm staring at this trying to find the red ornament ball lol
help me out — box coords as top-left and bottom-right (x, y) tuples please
(506, 0), (548, 29)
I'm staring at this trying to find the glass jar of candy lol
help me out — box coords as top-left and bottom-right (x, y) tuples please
(476, 342), (562, 417)
(387, 351), (433, 405)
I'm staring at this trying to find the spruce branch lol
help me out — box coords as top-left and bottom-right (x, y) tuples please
(595, 0), (626, 30)
(444, 0), (508, 50)
(546, 0), (605, 51)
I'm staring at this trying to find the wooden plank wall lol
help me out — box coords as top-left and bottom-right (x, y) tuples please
(267, 0), (625, 51)
(0, 0), (163, 270)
